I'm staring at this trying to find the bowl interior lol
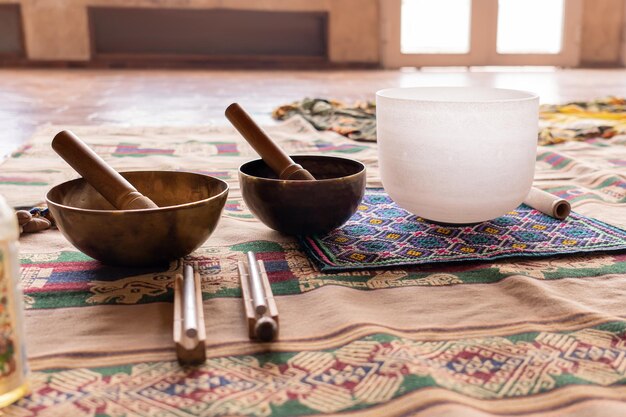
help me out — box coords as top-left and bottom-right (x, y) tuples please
(47, 171), (228, 211)
(240, 155), (364, 181)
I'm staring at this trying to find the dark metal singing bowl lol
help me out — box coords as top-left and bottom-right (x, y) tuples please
(239, 155), (366, 235)
(46, 171), (229, 266)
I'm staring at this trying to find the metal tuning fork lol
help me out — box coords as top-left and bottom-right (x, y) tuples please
(174, 263), (206, 365)
(237, 252), (279, 342)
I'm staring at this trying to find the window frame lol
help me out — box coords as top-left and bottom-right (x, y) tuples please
(380, 0), (584, 68)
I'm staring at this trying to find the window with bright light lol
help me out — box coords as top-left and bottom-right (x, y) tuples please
(496, 0), (565, 54)
(401, 0), (472, 54)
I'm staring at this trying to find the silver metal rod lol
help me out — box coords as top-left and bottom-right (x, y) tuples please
(183, 263), (198, 339)
(246, 252), (267, 316)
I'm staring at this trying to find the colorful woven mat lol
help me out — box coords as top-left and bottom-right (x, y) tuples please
(301, 190), (626, 272)
(2, 104), (626, 416)
(273, 96), (626, 145)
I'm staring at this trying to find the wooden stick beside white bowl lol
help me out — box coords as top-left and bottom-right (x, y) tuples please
(523, 187), (571, 220)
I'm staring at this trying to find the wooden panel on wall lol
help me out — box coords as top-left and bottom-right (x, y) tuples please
(580, 0), (625, 66)
(89, 7), (328, 61)
(0, 4), (23, 56)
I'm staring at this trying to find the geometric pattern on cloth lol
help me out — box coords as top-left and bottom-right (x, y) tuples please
(17, 245), (626, 310)
(301, 190), (626, 272)
(8, 322), (626, 416)
(2, 101), (626, 417)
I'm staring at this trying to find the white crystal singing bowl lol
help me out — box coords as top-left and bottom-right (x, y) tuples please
(376, 86), (539, 224)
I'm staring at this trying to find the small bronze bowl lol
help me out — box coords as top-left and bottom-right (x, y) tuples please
(46, 171), (228, 266)
(239, 155), (366, 235)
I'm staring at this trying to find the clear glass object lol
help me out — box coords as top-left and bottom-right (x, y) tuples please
(0, 195), (28, 407)
(376, 87), (539, 224)
(401, 0), (472, 54)
(497, 0), (565, 54)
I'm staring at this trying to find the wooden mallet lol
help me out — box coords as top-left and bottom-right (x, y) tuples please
(225, 103), (316, 181)
(52, 130), (159, 210)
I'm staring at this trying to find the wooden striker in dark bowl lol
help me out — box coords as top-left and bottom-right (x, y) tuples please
(239, 155), (366, 235)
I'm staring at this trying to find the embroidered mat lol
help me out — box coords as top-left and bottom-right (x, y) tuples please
(301, 190), (626, 272)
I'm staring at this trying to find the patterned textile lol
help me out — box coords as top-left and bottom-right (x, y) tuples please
(273, 96), (626, 145)
(539, 97), (626, 144)
(273, 98), (377, 142)
(16, 243), (626, 310)
(12, 323), (626, 416)
(1, 107), (626, 416)
(301, 191), (626, 272)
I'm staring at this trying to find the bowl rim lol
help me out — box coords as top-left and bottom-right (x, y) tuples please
(45, 170), (229, 214)
(238, 155), (366, 183)
(376, 86), (539, 104)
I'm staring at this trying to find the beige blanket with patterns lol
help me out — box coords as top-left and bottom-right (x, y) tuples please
(1, 116), (625, 417)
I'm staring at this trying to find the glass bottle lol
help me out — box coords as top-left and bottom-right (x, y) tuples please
(0, 195), (28, 407)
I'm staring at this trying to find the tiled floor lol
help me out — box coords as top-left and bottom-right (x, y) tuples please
(1, 68), (626, 156)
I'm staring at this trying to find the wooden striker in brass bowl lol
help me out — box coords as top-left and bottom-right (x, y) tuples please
(47, 171), (229, 266)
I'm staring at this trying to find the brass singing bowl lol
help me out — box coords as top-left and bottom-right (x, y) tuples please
(240, 155), (366, 235)
(46, 171), (229, 267)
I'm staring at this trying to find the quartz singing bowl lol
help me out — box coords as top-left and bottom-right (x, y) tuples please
(46, 171), (228, 266)
(376, 87), (539, 224)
